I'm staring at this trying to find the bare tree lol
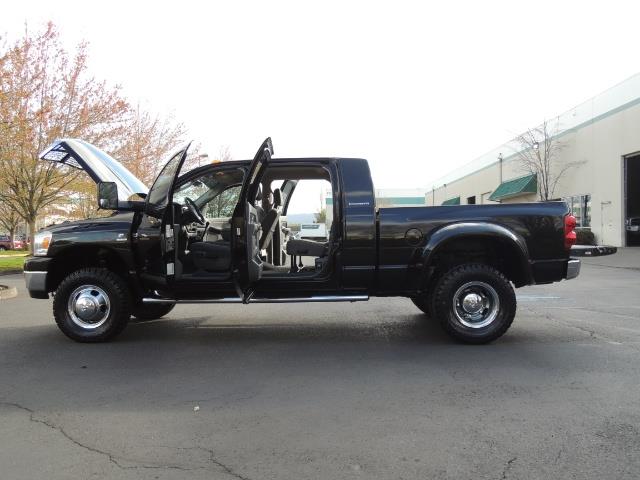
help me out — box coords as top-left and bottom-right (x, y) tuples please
(514, 119), (574, 201)
(216, 145), (233, 162)
(0, 23), (129, 252)
(110, 104), (186, 185)
(0, 23), (187, 251)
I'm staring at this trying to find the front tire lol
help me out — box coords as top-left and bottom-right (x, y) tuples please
(432, 263), (516, 344)
(53, 268), (131, 342)
(131, 303), (175, 321)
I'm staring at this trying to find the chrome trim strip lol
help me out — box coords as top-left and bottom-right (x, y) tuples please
(565, 259), (581, 280)
(250, 295), (369, 304)
(24, 271), (47, 292)
(142, 295), (369, 305)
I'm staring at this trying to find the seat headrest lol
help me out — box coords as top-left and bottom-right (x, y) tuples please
(273, 188), (282, 208)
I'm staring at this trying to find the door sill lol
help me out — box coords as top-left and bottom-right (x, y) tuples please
(142, 294), (368, 305)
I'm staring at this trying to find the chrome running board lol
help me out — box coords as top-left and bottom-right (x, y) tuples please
(142, 295), (369, 305)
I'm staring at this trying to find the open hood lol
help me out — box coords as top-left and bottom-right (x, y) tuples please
(39, 139), (149, 203)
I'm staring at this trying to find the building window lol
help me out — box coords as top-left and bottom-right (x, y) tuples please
(467, 195), (476, 205)
(564, 194), (591, 227)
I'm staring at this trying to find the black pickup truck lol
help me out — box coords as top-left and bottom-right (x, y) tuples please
(25, 138), (580, 344)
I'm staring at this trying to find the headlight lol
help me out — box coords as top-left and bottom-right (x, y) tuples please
(33, 231), (52, 256)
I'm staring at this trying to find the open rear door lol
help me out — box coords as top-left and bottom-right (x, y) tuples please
(232, 138), (273, 298)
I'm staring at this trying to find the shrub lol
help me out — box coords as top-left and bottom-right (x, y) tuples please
(576, 228), (595, 245)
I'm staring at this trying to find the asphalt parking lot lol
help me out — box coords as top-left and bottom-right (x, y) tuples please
(1, 253), (639, 480)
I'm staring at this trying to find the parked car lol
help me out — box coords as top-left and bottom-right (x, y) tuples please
(299, 223), (327, 240)
(626, 216), (640, 242)
(0, 234), (13, 250)
(13, 236), (27, 249)
(25, 138), (579, 344)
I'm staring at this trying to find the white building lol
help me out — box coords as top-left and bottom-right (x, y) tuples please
(425, 73), (640, 247)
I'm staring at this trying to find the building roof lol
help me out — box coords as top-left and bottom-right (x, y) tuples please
(489, 173), (537, 201)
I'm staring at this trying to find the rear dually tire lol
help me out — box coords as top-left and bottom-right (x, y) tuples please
(432, 263), (516, 344)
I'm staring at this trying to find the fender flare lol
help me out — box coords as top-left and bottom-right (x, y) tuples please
(46, 244), (138, 293)
(420, 222), (532, 286)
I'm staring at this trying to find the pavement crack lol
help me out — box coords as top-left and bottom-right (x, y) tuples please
(206, 450), (253, 480)
(158, 445), (253, 480)
(500, 456), (517, 479)
(0, 401), (193, 472)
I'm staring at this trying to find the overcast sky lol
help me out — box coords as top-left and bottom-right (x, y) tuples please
(4, 0), (640, 211)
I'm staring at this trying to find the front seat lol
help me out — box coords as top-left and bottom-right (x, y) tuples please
(259, 188), (282, 251)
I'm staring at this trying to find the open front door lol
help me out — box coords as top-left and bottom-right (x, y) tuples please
(144, 144), (191, 279)
(232, 138), (273, 297)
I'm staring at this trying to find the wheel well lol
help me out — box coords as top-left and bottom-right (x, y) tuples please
(47, 246), (130, 293)
(427, 236), (529, 287)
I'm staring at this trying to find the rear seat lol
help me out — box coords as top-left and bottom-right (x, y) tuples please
(286, 239), (328, 257)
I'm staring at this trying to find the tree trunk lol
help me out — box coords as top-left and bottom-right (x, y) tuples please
(28, 219), (36, 255)
(8, 228), (15, 250)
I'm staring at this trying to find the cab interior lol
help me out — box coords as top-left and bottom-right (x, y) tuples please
(172, 163), (335, 280)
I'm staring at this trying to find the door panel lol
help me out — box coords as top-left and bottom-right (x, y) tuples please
(232, 137), (273, 293)
(144, 143), (191, 279)
(245, 202), (263, 283)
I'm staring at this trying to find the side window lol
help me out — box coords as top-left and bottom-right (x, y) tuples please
(172, 167), (245, 218)
(285, 178), (333, 240)
(173, 181), (209, 205)
(203, 185), (242, 218)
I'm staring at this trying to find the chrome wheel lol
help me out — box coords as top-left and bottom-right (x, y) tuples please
(452, 281), (500, 329)
(67, 285), (111, 329)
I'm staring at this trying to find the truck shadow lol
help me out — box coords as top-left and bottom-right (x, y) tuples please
(124, 314), (455, 345)
(0, 315), (554, 415)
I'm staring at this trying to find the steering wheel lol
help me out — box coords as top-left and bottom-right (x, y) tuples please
(184, 197), (206, 225)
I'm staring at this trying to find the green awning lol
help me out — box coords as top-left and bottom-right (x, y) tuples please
(442, 196), (460, 206)
(489, 174), (537, 201)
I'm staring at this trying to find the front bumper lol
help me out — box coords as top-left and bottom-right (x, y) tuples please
(565, 259), (581, 280)
(23, 257), (52, 299)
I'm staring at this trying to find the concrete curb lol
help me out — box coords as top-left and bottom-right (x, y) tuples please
(0, 285), (18, 300)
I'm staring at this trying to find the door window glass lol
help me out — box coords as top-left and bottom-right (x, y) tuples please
(147, 149), (187, 210)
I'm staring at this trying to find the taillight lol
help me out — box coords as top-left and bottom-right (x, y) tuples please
(564, 214), (577, 250)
